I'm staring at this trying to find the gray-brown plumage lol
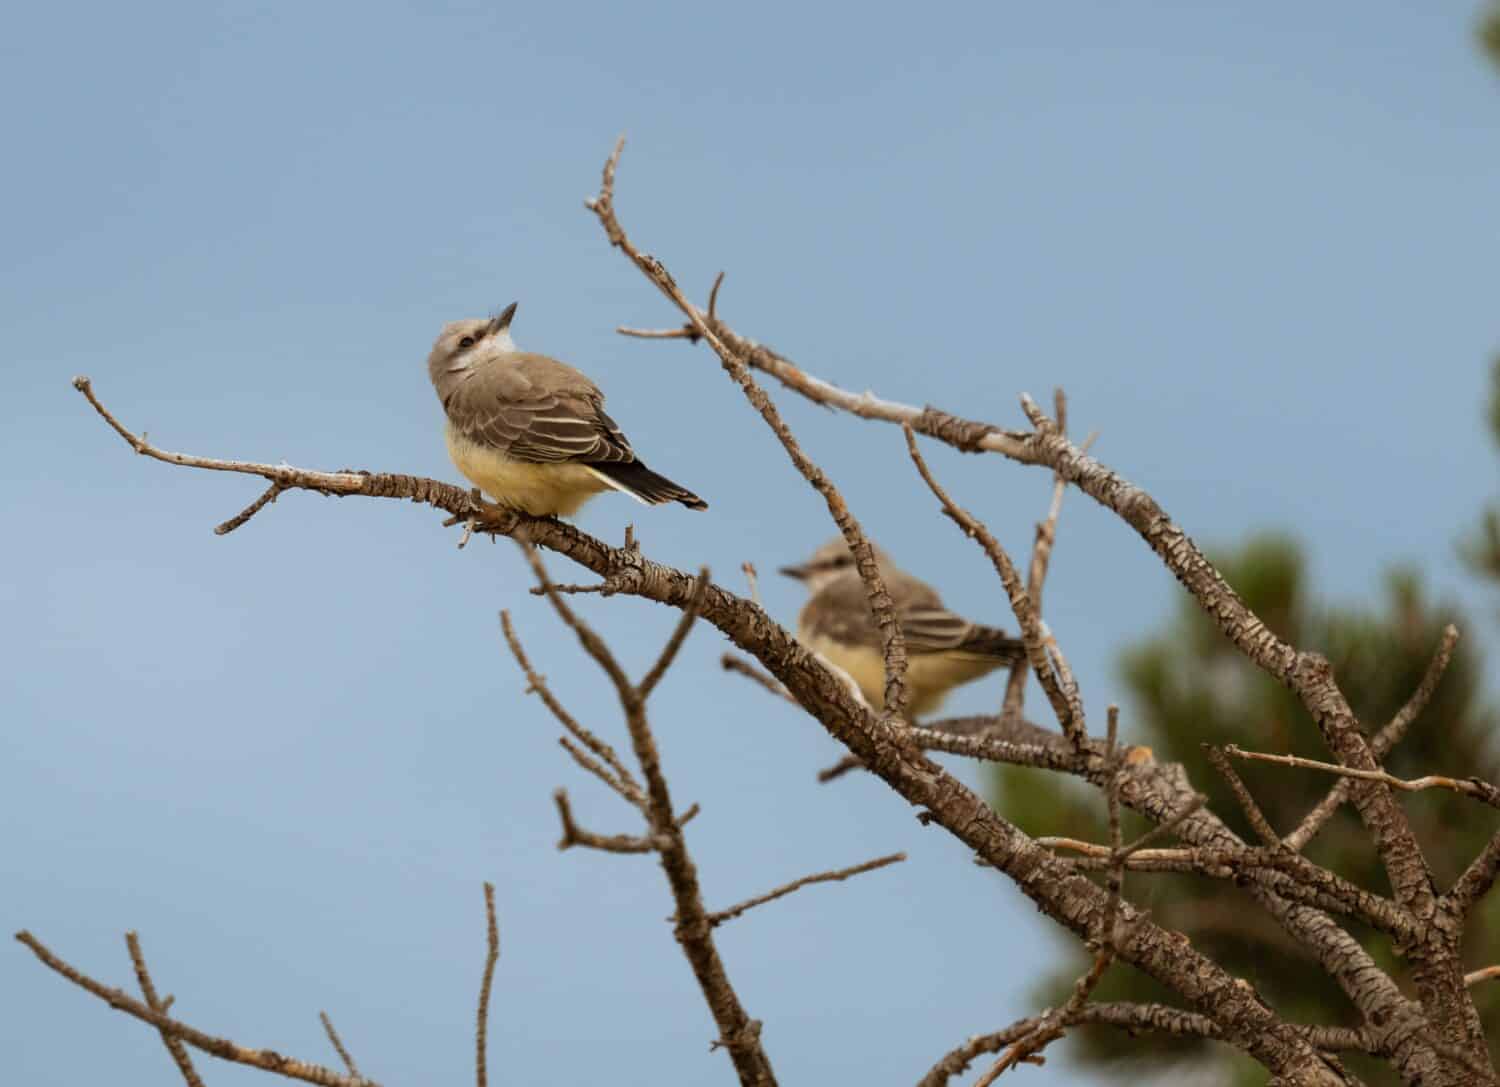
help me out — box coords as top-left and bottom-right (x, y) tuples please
(427, 302), (706, 517)
(780, 537), (1025, 717)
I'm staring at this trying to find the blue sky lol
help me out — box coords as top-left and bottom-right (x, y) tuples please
(3, 3), (1498, 1084)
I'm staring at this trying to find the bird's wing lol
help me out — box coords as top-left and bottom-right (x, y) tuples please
(897, 606), (983, 653)
(804, 576), (1006, 657)
(444, 353), (636, 465)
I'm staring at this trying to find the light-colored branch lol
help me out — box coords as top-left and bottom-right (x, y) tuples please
(17, 931), (378, 1087)
(705, 853), (905, 927)
(1466, 966), (1500, 988)
(1225, 744), (1500, 810)
(476, 883), (500, 1087)
(126, 932), (205, 1087)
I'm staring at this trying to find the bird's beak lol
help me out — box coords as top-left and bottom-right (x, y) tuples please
(778, 563), (810, 581)
(489, 302), (518, 335)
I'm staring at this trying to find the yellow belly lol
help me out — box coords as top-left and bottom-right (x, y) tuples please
(804, 631), (1007, 718)
(446, 426), (609, 517)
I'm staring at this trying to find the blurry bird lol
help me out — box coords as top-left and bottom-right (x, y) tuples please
(427, 302), (706, 517)
(780, 537), (1026, 717)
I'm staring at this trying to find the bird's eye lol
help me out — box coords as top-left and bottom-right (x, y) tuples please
(458, 335), (476, 350)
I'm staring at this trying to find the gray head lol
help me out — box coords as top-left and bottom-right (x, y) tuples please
(779, 536), (896, 594)
(426, 302), (519, 395)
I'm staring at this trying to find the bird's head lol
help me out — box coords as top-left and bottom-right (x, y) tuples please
(426, 302), (519, 388)
(779, 536), (894, 594)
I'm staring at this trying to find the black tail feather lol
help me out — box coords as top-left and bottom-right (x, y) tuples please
(591, 460), (708, 510)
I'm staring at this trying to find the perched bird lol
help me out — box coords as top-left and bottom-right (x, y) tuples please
(780, 537), (1026, 717)
(427, 303), (707, 517)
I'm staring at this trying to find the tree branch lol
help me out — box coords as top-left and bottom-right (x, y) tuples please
(705, 852), (905, 927)
(476, 882), (500, 1087)
(901, 424), (1085, 749)
(17, 931), (378, 1087)
(318, 1012), (359, 1079)
(1226, 744), (1500, 810)
(585, 136), (912, 721)
(126, 932), (206, 1087)
(1285, 626), (1460, 852)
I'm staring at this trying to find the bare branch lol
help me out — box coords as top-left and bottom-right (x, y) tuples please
(476, 883), (500, 1087)
(741, 561), (761, 605)
(1225, 744), (1500, 811)
(585, 136), (912, 722)
(214, 481), (285, 535)
(705, 853), (905, 927)
(918, 1004), (1374, 1087)
(1445, 829), (1500, 922)
(556, 736), (641, 805)
(17, 931), (377, 1087)
(552, 789), (659, 854)
(318, 1012), (360, 1078)
(76, 376), (370, 497)
(1286, 626), (1461, 852)
(518, 542), (635, 701)
(721, 653), (796, 704)
(126, 932), (205, 1087)
(902, 424), (1085, 749)
(638, 568), (709, 700)
(604, 241), (1450, 1022)
(1207, 746), (1284, 846)
(76, 353), (1394, 1081)
(500, 610), (642, 805)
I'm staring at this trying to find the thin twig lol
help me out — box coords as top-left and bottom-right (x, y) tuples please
(741, 561), (760, 606)
(556, 736), (640, 804)
(917, 1004), (1375, 1087)
(214, 481), (285, 535)
(126, 932), (205, 1087)
(319, 1012), (360, 1078)
(1225, 744), (1500, 810)
(518, 542), (635, 700)
(17, 931), (377, 1087)
(1285, 625), (1462, 851)
(501, 610), (642, 805)
(639, 568), (709, 700)
(720, 653), (797, 703)
(476, 882), (500, 1087)
(1466, 966), (1500, 988)
(706, 853), (906, 927)
(552, 789), (660, 854)
(902, 424), (1085, 749)
(1207, 746), (1284, 845)
(586, 135), (911, 723)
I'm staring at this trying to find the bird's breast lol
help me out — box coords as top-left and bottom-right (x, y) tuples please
(444, 425), (607, 517)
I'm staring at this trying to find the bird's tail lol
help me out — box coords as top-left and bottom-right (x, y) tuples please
(952, 626), (1027, 662)
(585, 461), (708, 510)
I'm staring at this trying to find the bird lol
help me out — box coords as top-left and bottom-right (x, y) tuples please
(427, 302), (707, 517)
(780, 537), (1026, 717)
